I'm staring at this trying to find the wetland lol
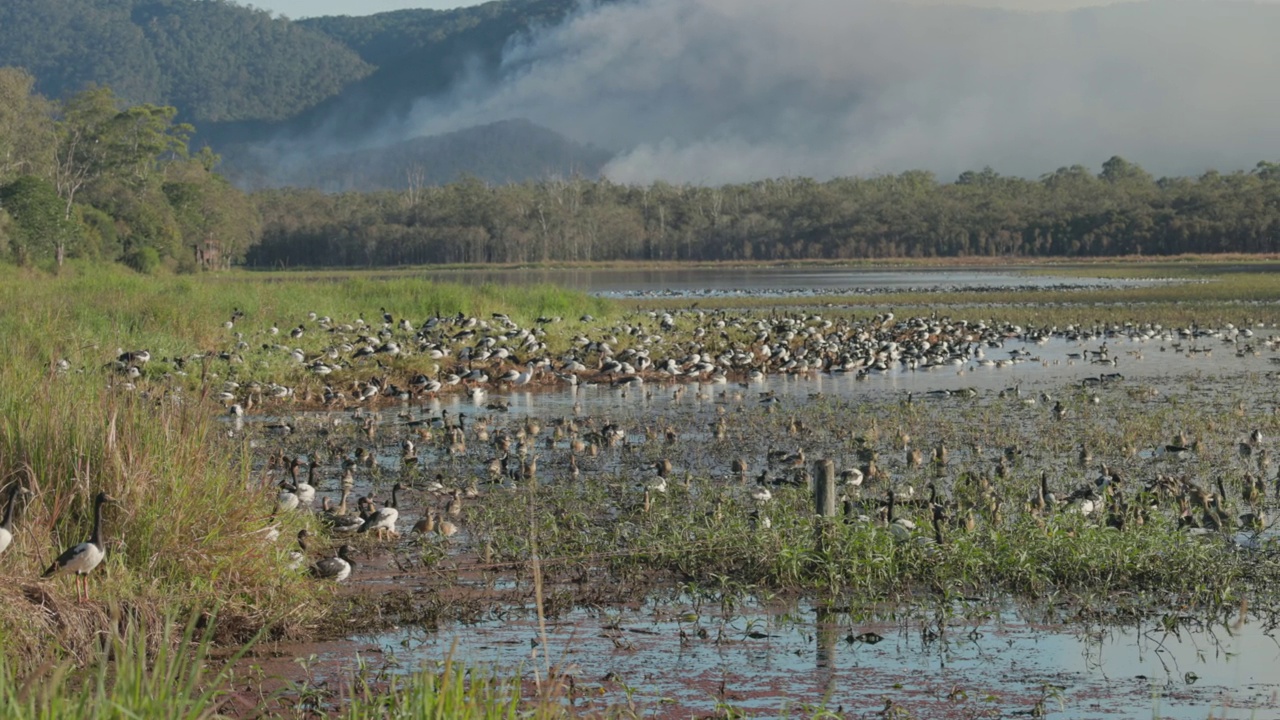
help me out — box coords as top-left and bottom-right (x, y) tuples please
(4, 260), (1280, 718)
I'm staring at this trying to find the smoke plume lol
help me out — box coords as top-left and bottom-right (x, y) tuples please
(403, 0), (1280, 184)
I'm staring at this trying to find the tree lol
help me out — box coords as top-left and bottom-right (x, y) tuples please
(52, 86), (191, 266)
(0, 175), (80, 266)
(51, 85), (118, 230)
(164, 154), (261, 269)
(0, 67), (54, 184)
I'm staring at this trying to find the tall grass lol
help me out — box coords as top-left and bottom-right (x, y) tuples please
(0, 334), (316, 667)
(0, 610), (243, 720)
(0, 263), (610, 669)
(0, 609), (560, 720)
(336, 659), (560, 720)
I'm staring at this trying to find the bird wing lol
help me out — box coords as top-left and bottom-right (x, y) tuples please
(43, 541), (91, 577)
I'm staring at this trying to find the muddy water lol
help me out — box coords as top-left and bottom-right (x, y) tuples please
(342, 600), (1279, 719)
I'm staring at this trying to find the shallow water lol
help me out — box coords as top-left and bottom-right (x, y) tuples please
(238, 269), (1280, 717)
(346, 332), (1277, 432)
(343, 599), (1279, 719)
(417, 265), (1173, 298)
(248, 323), (1280, 539)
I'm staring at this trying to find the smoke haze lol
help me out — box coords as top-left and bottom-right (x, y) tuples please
(400, 0), (1280, 184)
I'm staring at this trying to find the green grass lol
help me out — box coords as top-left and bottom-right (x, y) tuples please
(436, 380), (1280, 614)
(0, 610), (243, 720)
(462, 474), (1266, 609)
(0, 262), (611, 669)
(334, 659), (553, 720)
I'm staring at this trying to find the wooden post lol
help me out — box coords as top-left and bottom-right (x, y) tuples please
(814, 459), (837, 517)
(813, 459), (837, 556)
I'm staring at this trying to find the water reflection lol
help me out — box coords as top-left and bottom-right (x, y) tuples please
(342, 334), (1273, 430)
(344, 600), (1279, 719)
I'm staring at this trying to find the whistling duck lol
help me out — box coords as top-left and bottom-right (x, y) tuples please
(435, 508), (459, 538)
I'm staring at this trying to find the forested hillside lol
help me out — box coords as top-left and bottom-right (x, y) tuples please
(298, 1), (565, 69)
(250, 119), (613, 191)
(216, 0), (584, 143)
(0, 0), (372, 123)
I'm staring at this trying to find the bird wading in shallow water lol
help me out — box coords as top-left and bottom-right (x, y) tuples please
(43, 492), (117, 603)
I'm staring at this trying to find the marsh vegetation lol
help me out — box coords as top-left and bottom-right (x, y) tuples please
(1, 260), (1279, 717)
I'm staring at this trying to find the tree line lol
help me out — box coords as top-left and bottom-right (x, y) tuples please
(247, 158), (1280, 267)
(0, 68), (258, 271)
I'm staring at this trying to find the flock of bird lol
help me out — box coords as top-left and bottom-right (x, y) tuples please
(17, 304), (1280, 601)
(97, 304), (1279, 412)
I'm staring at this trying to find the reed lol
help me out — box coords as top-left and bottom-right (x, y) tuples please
(0, 609), (247, 720)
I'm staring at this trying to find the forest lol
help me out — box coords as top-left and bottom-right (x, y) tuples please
(246, 160), (1280, 267)
(0, 0), (606, 187)
(0, 0), (372, 125)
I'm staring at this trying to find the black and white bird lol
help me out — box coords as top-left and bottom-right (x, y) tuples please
(293, 459), (318, 506)
(311, 544), (355, 582)
(276, 480), (300, 513)
(287, 529), (312, 571)
(0, 483), (31, 558)
(358, 483), (402, 540)
(43, 492), (116, 602)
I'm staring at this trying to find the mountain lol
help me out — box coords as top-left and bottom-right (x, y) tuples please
(224, 119), (613, 190)
(205, 0), (585, 146)
(0, 0), (611, 188)
(0, 0), (372, 123)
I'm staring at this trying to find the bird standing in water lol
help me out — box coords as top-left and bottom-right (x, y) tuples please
(359, 483), (403, 540)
